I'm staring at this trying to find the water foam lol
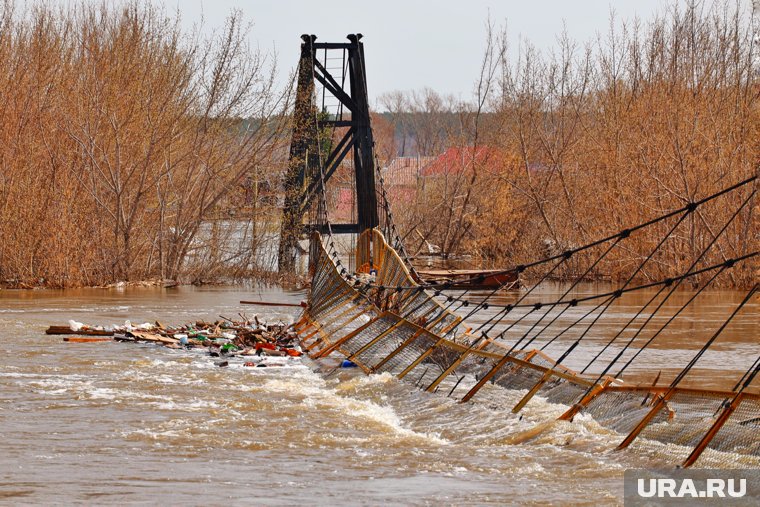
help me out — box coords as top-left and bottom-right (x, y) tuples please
(263, 369), (449, 445)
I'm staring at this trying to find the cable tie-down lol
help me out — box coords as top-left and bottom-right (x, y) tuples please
(686, 201), (698, 213)
(723, 258), (736, 269)
(613, 290), (623, 299)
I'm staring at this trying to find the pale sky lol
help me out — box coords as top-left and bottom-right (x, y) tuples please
(45, 1), (753, 105)
(172, 0), (702, 106)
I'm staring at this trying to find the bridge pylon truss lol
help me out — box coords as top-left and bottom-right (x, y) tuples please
(278, 34), (378, 273)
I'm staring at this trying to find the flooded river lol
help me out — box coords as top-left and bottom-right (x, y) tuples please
(0, 285), (756, 505)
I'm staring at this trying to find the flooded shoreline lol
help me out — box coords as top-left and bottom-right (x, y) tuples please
(0, 285), (757, 505)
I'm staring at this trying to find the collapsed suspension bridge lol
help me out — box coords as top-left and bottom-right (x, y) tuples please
(280, 34), (759, 469)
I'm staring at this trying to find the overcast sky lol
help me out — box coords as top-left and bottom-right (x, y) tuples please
(155, 1), (747, 106)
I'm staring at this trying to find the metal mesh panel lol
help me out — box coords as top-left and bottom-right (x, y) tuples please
(338, 314), (399, 358)
(456, 352), (501, 380)
(423, 341), (469, 375)
(301, 239), (381, 356)
(701, 396), (760, 464)
(494, 364), (546, 392)
(403, 364), (436, 388)
(542, 379), (589, 406)
(530, 353), (557, 369)
(583, 388), (669, 435)
(376, 333), (439, 375)
(315, 304), (378, 346)
(358, 229), (462, 335)
(353, 321), (420, 369)
(400, 293), (443, 324)
(636, 391), (727, 457)
(309, 289), (353, 321)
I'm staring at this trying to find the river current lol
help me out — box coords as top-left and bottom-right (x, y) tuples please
(0, 285), (756, 505)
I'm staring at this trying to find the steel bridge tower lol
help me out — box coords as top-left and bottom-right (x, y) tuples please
(278, 34), (379, 273)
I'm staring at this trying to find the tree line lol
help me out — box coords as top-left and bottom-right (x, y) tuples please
(0, 0), (755, 289)
(378, 1), (758, 288)
(0, 1), (291, 287)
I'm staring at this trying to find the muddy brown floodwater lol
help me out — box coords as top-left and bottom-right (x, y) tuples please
(0, 285), (757, 505)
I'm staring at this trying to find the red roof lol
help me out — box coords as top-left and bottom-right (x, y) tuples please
(420, 146), (499, 177)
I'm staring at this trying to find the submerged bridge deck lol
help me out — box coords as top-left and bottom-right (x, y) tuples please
(295, 224), (758, 470)
(279, 33), (759, 471)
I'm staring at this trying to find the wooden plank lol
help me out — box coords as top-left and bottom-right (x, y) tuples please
(240, 300), (304, 308)
(130, 332), (179, 344)
(416, 268), (509, 276)
(63, 337), (113, 343)
(46, 326), (113, 336)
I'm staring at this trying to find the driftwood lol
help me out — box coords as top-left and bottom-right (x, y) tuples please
(45, 317), (302, 357)
(240, 300), (304, 308)
(46, 326), (113, 336)
(129, 331), (179, 344)
(62, 337), (113, 343)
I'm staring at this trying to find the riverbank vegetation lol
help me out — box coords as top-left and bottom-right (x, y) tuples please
(0, 1), (291, 288)
(0, 0), (755, 289)
(381, 1), (758, 287)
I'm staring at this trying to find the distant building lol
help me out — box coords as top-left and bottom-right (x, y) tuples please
(332, 147), (508, 219)
(379, 156), (434, 206)
(420, 146), (498, 178)
(382, 156), (435, 187)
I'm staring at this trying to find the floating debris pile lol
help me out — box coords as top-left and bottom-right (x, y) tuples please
(45, 316), (303, 368)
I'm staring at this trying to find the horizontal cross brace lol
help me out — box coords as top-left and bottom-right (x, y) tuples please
(303, 223), (359, 234)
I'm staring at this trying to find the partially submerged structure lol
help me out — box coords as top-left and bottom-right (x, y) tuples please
(285, 35), (760, 469)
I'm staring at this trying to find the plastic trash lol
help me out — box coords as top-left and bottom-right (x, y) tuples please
(68, 320), (84, 332)
(341, 360), (358, 368)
